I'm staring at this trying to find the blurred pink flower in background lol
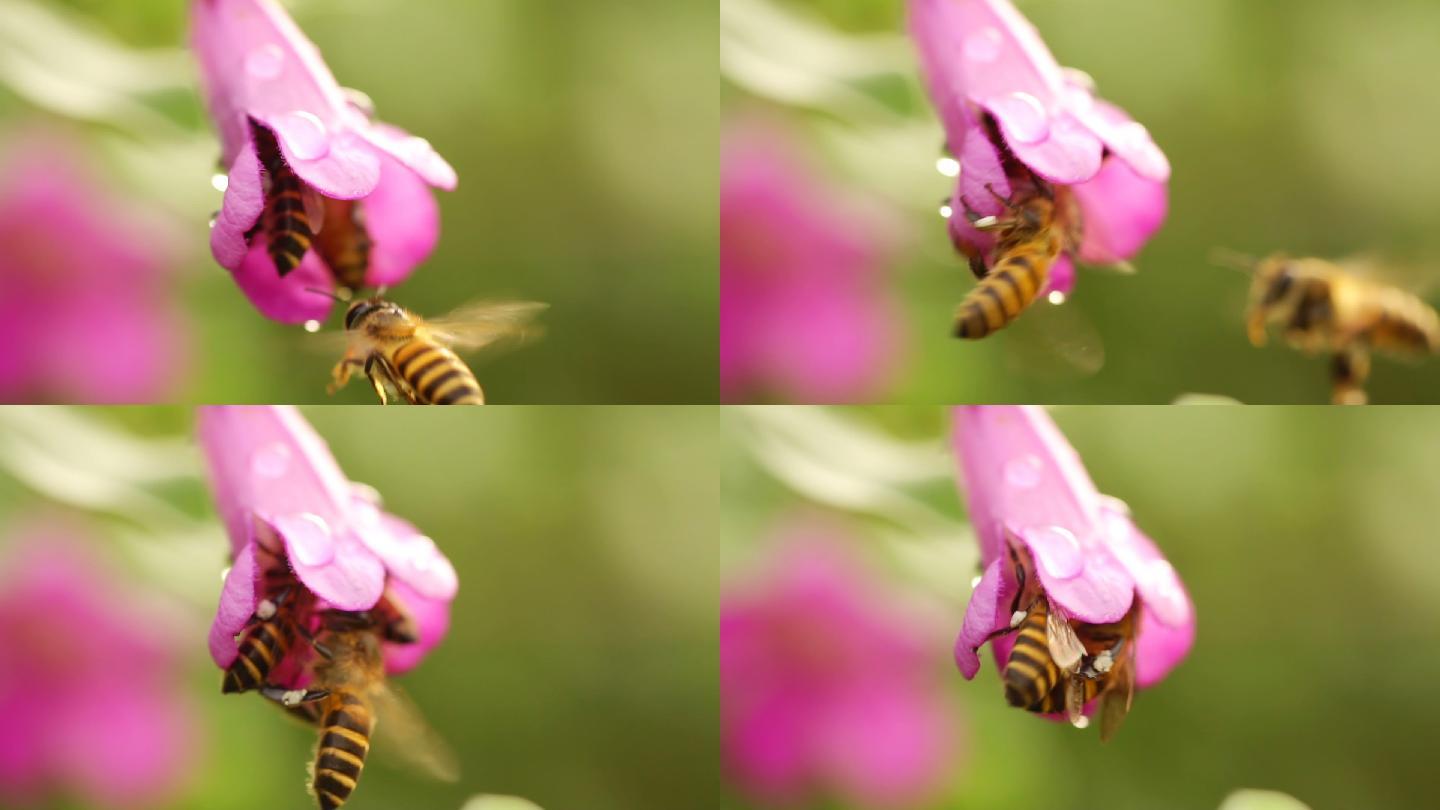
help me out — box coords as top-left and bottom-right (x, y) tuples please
(909, 0), (1168, 297)
(721, 121), (905, 403)
(721, 521), (960, 808)
(199, 406), (457, 680)
(0, 131), (186, 403)
(0, 521), (197, 809)
(192, 0), (457, 323)
(951, 406), (1193, 705)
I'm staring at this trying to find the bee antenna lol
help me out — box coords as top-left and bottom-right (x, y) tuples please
(304, 287), (347, 303)
(1210, 248), (1259, 274)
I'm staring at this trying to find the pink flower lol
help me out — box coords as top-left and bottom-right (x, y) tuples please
(909, 0), (1168, 296)
(721, 522), (959, 808)
(721, 121), (905, 403)
(198, 406), (457, 680)
(192, 0), (457, 323)
(0, 522), (198, 809)
(951, 406), (1193, 713)
(0, 130), (186, 403)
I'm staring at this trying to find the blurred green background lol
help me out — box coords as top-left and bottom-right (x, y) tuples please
(0, 0), (716, 403)
(723, 0), (1440, 404)
(723, 405), (1440, 809)
(0, 406), (718, 810)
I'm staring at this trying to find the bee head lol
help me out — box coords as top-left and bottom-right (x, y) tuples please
(344, 298), (403, 331)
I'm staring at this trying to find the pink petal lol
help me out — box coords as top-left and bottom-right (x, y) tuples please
(1072, 156), (1168, 265)
(361, 151), (442, 287)
(984, 106), (1102, 184)
(819, 683), (952, 808)
(209, 140), (265, 270)
(1042, 253), (1075, 296)
(353, 508), (458, 602)
(363, 123), (459, 191)
(256, 115), (381, 200)
(946, 113), (1011, 259)
(266, 512), (385, 611)
(208, 540), (260, 668)
(230, 240), (337, 323)
(953, 558), (1009, 679)
(1098, 502), (1194, 686)
(51, 684), (196, 808)
(381, 577), (451, 675)
(1070, 96), (1171, 183)
(1134, 600), (1195, 689)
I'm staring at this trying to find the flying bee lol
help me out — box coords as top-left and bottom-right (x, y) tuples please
(313, 197), (373, 296)
(980, 537), (1140, 742)
(325, 298), (547, 405)
(263, 611), (458, 810)
(953, 179), (1083, 340)
(1241, 254), (1440, 404)
(251, 121), (325, 277)
(222, 545), (313, 694)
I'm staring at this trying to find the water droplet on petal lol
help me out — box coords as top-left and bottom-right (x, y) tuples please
(1062, 67), (1098, 93)
(1027, 526), (1083, 579)
(1004, 454), (1044, 489)
(341, 87), (376, 120)
(286, 513), (335, 566)
(1047, 291), (1067, 305)
(211, 173), (229, 192)
(352, 483), (383, 507)
(970, 574), (983, 589)
(989, 92), (1049, 145)
(963, 27), (1003, 63)
(939, 200), (954, 219)
(208, 215), (218, 230)
(244, 44), (284, 80)
(935, 155), (960, 178)
(251, 443), (291, 478)
(303, 320), (321, 333)
(1143, 559), (1191, 626)
(274, 111), (329, 160)
(220, 566), (231, 583)
(1072, 714), (1090, 729)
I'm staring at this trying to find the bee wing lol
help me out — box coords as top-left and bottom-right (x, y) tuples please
(301, 184), (327, 236)
(369, 682), (461, 783)
(1063, 676), (1086, 727)
(1097, 655), (1136, 743)
(1001, 298), (1105, 380)
(1044, 600), (1085, 674)
(422, 300), (549, 353)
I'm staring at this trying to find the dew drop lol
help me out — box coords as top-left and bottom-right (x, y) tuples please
(285, 513), (335, 566)
(219, 566), (231, 583)
(963, 27), (1003, 63)
(970, 574), (983, 589)
(988, 92), (1049, 145)
(273, 111), (329, 160)
(1062, 67), (1098, 94)
(303, 320), (321, 333)
(208, 215), (218, 230)
(1003, 454), (1044, 489)
(244, 44), (284, 80)
(939, 201), (954, 220)
(1047, 291), (1067, 305)
(1143, 559), (1191, 626)
(250, 442), (292, 478)
(1027, 525), (1083, 579)
(210, 173), (229, 192)
(935, 155), (960, 178)
(341, 87), (376, 119)
(1072, 715), (1090, 729)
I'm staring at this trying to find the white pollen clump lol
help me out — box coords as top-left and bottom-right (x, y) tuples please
(972, 215), (1000, 229)
(281, 689), (306, 707)
(1010, 610), (1026, 628)
(1093, 651), (1114, 674)
(255, 599), (277, 620)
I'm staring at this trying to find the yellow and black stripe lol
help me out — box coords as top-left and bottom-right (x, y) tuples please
(1002, 600), (1059, 710)
(253, 124), (315, 276)
(953, 239), (1058, 340)
(313, 690), (373, 810)
(222, 617), (294, 693)
(386, 339), (485, 405)
(1032, 671), (1101, 715)
(315, 197), (373, 293)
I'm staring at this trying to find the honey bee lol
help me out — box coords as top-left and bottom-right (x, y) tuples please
(981, 538), (1138, 742)
(327, 298), (547, 405)
(954, 181), (1082, 340)
(1244, 254), (1440, 404)
(223, 545), (313, 694)
(251, 121), (324, 277)
(313, 197), (373, 296)
(263, 611), (458, 810)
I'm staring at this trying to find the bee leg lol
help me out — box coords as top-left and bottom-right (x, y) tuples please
(294, 621), (334, 660)
(1331, 345), (1370, 405)
(328, 357), (363, 396)
(362, 355), (392, 405)
(260, 684), (331, 708)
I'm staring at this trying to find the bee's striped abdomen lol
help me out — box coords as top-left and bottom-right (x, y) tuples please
(254, 125), (314, 276)
(1032, 672), (1099, 715)
(953, 244), (1054, 340)
(388, 339), (485, 405)
(1003, 601), (1059, 709)
(223, 617), (294, 693)
(313, 691), (373, 810)
(315, 198), (373, 292)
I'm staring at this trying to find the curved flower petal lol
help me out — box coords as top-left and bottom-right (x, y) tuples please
(230, 242), (336, 324)
(382, 577), (451, 675)
(946, 113), (1012, 259)
(982, 105), (1103, 185)
(361, 152), (442, 288)
(255, 114), (382, 201)
(1070, 96), (1170, 183)
(51, 684), (195, 808)
(354, 509), (459, 602)
(208, 540), (260, 668)
(1098, 502), (1194, 686)
(210, 141), (265, 270)
(266, 513), (385, 611)
(953, 557), (1009, 679)
(363, 123), (459, 191)
(1043, 254), (1075, 296)
(1072, 157), (1169, 265)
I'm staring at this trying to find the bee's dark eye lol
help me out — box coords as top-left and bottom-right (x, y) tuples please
(1262, 269), (1294, 305)
(345, 302), (379, 330)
